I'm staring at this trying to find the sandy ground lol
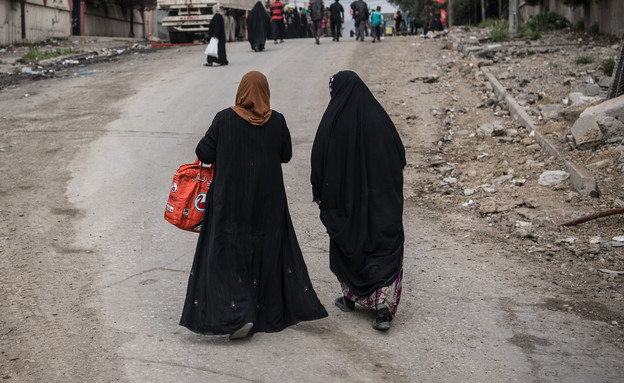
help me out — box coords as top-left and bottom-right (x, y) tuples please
(0, 30), (622, 381)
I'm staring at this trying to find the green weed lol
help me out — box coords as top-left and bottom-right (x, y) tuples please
(602, 57), (615, 76)
(21, 46), (80, 63)
(575, 55), (593, 65)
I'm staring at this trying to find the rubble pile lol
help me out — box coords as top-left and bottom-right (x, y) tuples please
(412, 28), (624, 307)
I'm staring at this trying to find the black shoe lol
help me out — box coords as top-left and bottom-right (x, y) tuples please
(372, 303), (390, 331)
(229, 322), (253, 340)
(334, 296), (355, 312)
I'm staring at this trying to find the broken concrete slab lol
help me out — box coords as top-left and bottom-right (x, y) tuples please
(571, 94), (624, 149)
(539, 104), (565, 120)
(574, 83), (601, 97)
(597, 116), (624, 140)
(564, 160), (600, 197)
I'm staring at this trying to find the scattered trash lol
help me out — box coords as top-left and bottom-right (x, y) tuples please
(589, 236), (602, 244)
(538, 170), (569, 186)
(613, 236), (624, 242)
(601, 241), (624, 247)
(481, 184), (496, 193)
(432, 109), (438, 116)
(74, 71), (96, 76)
(462, 199), (474, 207)
(477, 153), (489, 159)
(598, 269), (624, 275)
(63, 59), (80, 65)
(463, 188), (475, 196)
(21, 67), (41, 75)
(512, 177), (526, 186)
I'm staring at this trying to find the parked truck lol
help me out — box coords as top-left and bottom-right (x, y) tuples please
(158, 0), (257, 43)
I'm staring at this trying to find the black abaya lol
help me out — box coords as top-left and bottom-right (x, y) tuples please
(180, 108), (327, 335)
(207, 14), (228, 65)
(311, 70), (406, 298)
(247, 1), (271, 51)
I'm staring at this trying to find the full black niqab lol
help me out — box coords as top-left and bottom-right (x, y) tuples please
(207, 13), (228, 64)
(247, 2), (270, 51)
(311, 70), (406, 297)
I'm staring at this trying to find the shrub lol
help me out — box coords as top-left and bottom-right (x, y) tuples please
(527, 12), (571, 32)
(478, 18), (501, 29)
(490, 20), (509, 42)
(575, 55), (593, 65)
(519, 23), (541, 40)
(602, 57), (615, 76)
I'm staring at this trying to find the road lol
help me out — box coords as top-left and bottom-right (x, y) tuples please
(1, 36), (622, 382)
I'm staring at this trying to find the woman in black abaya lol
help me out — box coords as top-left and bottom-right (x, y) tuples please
(180, 71), (327, 340)
(311, 70), (406, 331)
(247, 1), (271, 51)
(206, 12), (228, 66)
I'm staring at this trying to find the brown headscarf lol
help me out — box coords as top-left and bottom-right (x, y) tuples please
(230, 71), (272, 126)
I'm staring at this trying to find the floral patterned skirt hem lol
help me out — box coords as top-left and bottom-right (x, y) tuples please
(339, 268), (403, 319)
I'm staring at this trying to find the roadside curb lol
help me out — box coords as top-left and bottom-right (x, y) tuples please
(448, 32), (599, 198)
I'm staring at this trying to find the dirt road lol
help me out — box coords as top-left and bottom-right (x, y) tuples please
(1, 34), (622, 382)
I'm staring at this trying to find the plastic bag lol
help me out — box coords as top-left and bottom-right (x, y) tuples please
(204, 38), (219, 58)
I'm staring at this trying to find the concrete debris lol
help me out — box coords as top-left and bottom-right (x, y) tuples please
(538, 170), (570, 186)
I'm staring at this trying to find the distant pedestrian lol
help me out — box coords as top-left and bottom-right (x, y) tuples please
(270, 0), (286, 43)
(308, 0), (325, 44)
(370, 6), (382, 42)
(180, 71), (328, 340)
(328, 0), (344, 41)
(394, 10), (403, 34)
(407, 12), (415, 35)
(247, 1), (271, 51)
(205, 13), (228, 66)
(311, 70), (406, 332)
(290, 6), (301, 38)
(299, 7), (308, 37)
(351, 0), (369, 41)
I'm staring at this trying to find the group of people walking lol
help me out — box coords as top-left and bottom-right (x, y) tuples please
(204, 0), (423, 66)
(179, 70), (406, 340)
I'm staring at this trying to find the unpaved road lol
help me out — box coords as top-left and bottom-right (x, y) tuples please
(1, 35), (623, 382)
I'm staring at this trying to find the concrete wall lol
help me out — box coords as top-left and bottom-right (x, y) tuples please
(520, 0), (624, 38)
(0, 0), (144, 45)
(84, 4), (143, 37)
(0, 0), (70, 46)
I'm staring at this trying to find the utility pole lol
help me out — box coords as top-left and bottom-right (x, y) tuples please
(480, 0), (485, 23)
(448, 0), (452, 28)
(20, 0), (26, 41)
(509, 0), (518, 35)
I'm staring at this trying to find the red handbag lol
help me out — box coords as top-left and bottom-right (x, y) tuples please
(164, 158), (214, 232)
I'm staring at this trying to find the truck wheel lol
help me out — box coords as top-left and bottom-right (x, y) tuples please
(169, 32), (179, 44)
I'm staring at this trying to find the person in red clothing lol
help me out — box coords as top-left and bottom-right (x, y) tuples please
(270, 0), (286, 43)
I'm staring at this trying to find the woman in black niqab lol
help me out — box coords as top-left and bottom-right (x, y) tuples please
(206, 13), (228, 66)
(180, 71), (328, 340)
(311, 70), (406, 331)
(247, 1), (271, 51)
